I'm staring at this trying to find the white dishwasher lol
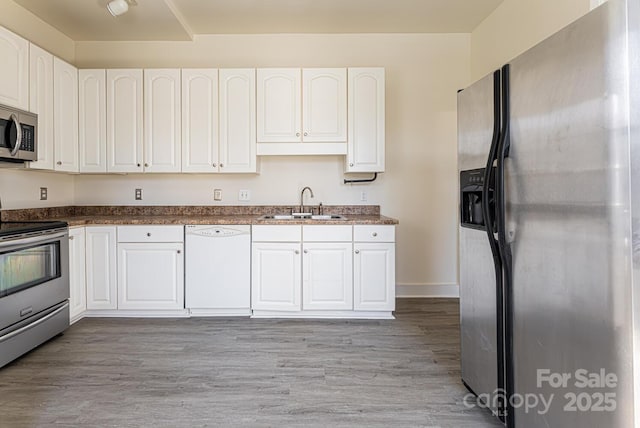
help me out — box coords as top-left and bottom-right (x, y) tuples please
(185, 225), (251, 316)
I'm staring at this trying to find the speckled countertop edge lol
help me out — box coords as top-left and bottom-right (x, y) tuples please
(1, 205), (399, 226)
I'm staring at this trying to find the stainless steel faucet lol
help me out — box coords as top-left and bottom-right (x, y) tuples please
(299, 186), (314, 215)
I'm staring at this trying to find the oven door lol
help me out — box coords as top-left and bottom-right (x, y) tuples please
(0, 230), (69, 331)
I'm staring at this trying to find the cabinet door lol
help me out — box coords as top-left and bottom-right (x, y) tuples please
(302, 242), (353, 310)
(144, 69), (181, 173)
(251, 242), (301, 311)
(257, 68), (301, 143)
(86, 226), (117, 310)
(0, 27), (28, 110)
(182, 69), (219, 173)
(79, 69), (107, 173)
(53, 58), (79, 172)
(28, 44), (54, 170)
(302, 68), (346, 143)
(118, 243), (184, 310)
(69, 228), (86, 322)
(107, 69), (143, 173)
(219, 69), (256, 173)
(353, 243), (395, 311)
(347, 68), (385, 173)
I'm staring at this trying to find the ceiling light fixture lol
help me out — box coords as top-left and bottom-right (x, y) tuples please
(107, 0), (129, 17)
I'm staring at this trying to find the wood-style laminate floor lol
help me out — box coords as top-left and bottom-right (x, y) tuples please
(1, 299), (502, 428)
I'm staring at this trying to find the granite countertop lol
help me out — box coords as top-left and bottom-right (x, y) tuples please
(1, 206), (399, 226)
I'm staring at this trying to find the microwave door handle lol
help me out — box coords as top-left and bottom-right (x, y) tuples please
(9, 113), (22, 156)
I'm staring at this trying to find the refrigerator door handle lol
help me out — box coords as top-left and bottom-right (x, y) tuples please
(482, 69), (506, 423)
(496, 63), (515, 428)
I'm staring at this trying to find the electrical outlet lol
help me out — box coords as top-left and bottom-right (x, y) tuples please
(214, 189), (223, 201)
(239, 190), (251, 201)
(40, 187), (48, 201)
(135, 188), (143, 200)
(360, 191), (367, 202)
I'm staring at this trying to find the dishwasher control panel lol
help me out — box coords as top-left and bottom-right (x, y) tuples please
(186, 225), (250, 237)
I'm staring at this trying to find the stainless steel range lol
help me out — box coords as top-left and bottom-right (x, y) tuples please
(0, 221), (69, 368)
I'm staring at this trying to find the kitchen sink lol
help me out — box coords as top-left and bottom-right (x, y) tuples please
(259, 214), (347, 220)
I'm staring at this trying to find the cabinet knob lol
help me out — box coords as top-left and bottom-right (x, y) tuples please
(212, 163), (217, 168)
(296, 132), (300, 137)
(137, 163), (141, 167)
(303, 132), (308, 136)
(144, 163), (149, 167)
(349, 163), (354, 167)
(372, 232), (378, 237)
(69, 236), (74, 240)
(147, 233), (151, 237)
(177, 250), (181, 254)
(56, 161), (62, 165)
(295, 250), (300, 254)
(303, 249), (308, 254)
(355, 250), (360, 254)
(220, 163), (224, 168)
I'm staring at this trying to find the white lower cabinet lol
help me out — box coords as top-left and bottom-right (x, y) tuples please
(353, 226), (396, 311)
(252, 241), (301, 311)
(86, 226), (117, 310)
(68, 227), (86, 322)
(302, 225), (353, 311)
(116, 226), (184, 311)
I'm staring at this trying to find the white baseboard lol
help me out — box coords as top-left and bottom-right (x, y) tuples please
(396, 283), (459, 298)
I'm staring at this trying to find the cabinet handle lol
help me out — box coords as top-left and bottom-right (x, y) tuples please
(56, 161), (62, 165)
(303, 249), (308, 254)
(303, 132), (308, 136)
(147, 233), (151, 237)
(295, 250), (300, 254)
(296, 132), (300, 137)
(144, 163), (149, 167)
(349, 163), (354, 167)
(372, 232), (378, 237)
(220, 163), (224, 168)
(355, 250), (360, 254)
(137, 163), (141, 167)
(212, 163), (217, 168)
(177, 250), (181, 254)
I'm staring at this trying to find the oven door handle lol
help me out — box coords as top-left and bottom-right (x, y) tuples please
(0, 302), (68, 344)
(9, 113), (22, 156)
(0, 231), (68, 251)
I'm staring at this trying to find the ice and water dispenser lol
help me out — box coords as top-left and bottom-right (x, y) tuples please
(460, 167), (495, 230)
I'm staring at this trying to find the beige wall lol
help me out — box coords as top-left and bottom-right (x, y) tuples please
(72, 34), (470, 293)
(470, 0), (591, 81)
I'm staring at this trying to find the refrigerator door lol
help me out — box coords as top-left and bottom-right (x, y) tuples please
(507, 0), (635, 426)
(457, 72), (501, 416)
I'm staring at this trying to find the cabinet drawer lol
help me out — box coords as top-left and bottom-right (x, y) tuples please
(117, 225), (184, 243)
(303, 225), (352, 242)
(354, 225), (395, 242)
(252, 225), (301, 242)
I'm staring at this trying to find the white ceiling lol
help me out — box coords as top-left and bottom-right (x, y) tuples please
(14, 0), (504, 42)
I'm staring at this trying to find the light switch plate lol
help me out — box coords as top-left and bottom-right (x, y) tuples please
(214, 189), (223, 201)
(239, 190), (251, 201)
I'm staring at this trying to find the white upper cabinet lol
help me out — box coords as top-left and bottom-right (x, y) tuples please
(302, 68), (347, 142)
(257, 68), (301, 143)
(144, 69), (181, 173)
(219, 69), (257, 173)
(347, 68), (385, 173)
(181, 69), (219, 173)
(0, 27), (29, 110)
(107, 69), (143, 173)
(28, 44), (54, 170)
(53, 57), (78, 172)
(79, 69), (107, 173)
(256, 68), (347, 155)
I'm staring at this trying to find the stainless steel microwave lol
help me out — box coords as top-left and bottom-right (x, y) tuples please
(0, 105), (37, 162)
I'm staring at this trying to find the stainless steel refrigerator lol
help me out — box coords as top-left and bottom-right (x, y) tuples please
(458, 0), (639, 426)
